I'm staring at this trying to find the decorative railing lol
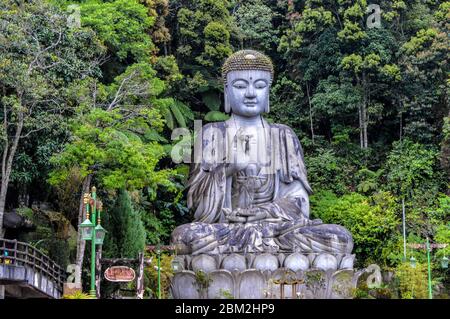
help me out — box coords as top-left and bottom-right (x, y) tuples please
(0, 238), (66, 292)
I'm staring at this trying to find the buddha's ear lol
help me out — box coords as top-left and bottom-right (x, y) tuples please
(265, 80), (271, 113)
(224, 85), (231, 113)
(265, 99), (270, 113)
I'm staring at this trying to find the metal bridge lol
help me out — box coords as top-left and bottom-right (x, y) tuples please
(0, 238), (66, 298)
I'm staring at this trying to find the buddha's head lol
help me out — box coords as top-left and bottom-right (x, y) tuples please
(222, 50), (274, 117)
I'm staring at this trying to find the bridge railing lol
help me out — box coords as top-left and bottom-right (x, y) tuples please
(0, 238), (66, 292)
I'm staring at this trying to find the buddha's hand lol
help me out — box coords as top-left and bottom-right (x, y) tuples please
(227, 130), (253, 175)
(237, 207), (269, 222)
(223, 208), (247, 223)
(308, 218), (323, 226)
(235, 207), (257, 216)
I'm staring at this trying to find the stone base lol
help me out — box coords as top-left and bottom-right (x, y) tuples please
(170, 252), (363, 299)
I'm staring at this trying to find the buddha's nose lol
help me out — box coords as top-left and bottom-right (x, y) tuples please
(245, 85), (256, 98)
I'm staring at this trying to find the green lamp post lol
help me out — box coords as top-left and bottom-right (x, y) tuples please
(80, 187), (107, 298)
(408, 239), (448, 299)
(156, 242), (161, 299)
(426, 238), (432, 300)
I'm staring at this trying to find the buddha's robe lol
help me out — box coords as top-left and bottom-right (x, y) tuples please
(171, 118), (353, 255)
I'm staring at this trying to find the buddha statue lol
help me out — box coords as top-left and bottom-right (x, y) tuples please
(171, 50), (353, 256)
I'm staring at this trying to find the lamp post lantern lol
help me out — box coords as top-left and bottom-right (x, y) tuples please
(171, 258), (183, 273)
(79, 186), (106, 298)
(409, 256), (416, 268)
(441, 256), (449, 269)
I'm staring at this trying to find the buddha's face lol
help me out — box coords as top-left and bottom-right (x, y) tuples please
(225, 70), (271, 117)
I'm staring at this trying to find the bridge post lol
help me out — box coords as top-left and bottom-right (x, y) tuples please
(136, 252), (144, 299)
(0, 238), (6, 299)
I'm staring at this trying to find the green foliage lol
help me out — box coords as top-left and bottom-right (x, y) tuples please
(62, 291), (94, 299)
(217, 288), (234, 299)
(202, 91), (221, 111)
(176, 0), (232, 76)
(16, 206), (76, 269)
(440, 115), (450, 175)
(395, 262), (428, 299)
(204, 111), (230, 122)
(1, 0), (449, 296)
(198, 21), (232, 67)
(172, 0), (233, 114)
(233, 0), (279, 51)
(102, 189), (146, 259)
(305, 149), (351, 195)
(79, 0), (155, 62)
(311, 77), (361, 116)
(355, 168), (383, 194)
(433, 196), (450, 259)
(385, 139), (439, 197)
(311, 191), (400, 266)
(353, 281), (394, 299)
(194, 270), (212, 297)
(48, 62), (176, 193)
(154, 55), (183, 89)
(0, 0), (105, 228)
(144, 252), (174, 298)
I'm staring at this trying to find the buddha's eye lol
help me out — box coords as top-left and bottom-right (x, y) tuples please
(254, 80), (267, 89)
(232, 80), (247, 89)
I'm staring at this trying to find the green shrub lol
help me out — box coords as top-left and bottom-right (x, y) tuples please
(311, 190), (400, 267)
(395, 262), (428, 299)
(144, 252), (174, 299)
(62, 291), (94, 299)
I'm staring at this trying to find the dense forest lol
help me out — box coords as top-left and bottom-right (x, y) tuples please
(0, 0), (448, 298)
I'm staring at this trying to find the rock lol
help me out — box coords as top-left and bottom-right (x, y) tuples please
(3, 211), (35, 231)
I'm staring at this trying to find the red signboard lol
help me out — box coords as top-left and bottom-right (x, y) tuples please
(104, 266), (136, 282)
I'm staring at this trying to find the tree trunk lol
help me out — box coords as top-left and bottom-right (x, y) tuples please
(0, 101), (24, 299)
(306, 82), (315, 145)
(360, 75), (368, 149)
(0, 111), (24, 237)
(402, 197), (406, 260)
(75, 174), (92, 285)
(0, 187), (7, 239)
(399, 99), (403, 142)
(363, 99), (368, 149)
(359, 103), (363, 149)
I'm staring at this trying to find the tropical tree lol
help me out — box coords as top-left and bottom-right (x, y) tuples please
(0, 0), (104, 236)
(49, 62), (177, 283)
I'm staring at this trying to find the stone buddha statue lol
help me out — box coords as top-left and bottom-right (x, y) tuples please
(171, 50), (353, 256)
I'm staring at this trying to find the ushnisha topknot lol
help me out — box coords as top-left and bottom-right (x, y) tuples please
(222, 49), (274, 85)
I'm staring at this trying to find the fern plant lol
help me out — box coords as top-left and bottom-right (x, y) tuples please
(62, 291), (94, 299)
